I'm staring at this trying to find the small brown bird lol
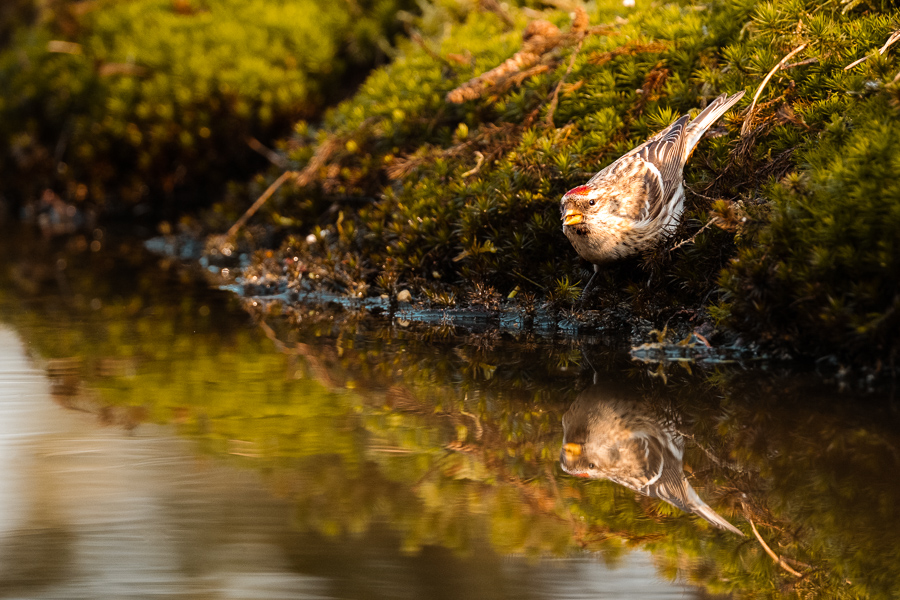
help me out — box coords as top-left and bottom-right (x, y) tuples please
(561, 92), (744, 294)
(560, 383), (744, 536)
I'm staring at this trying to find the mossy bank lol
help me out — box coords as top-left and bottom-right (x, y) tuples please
(4, 0), (900, 370)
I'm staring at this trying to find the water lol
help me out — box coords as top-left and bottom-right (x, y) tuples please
(1, 229), (898, 599)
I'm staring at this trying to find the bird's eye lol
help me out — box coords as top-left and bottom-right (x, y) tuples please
(588, 199), (595, 207)
(588, 463), (595, 469)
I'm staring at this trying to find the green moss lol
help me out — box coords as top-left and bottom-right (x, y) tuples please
(720, 95), (900, 358)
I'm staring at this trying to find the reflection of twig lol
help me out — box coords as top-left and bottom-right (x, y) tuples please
(257, 319), (338, 389)
(678, 429), (745, 473)
(545, 463), (576, 525)
(742, 42), (808, 136)
(746, 516), (804, 578)
(460, 410), (484, 439)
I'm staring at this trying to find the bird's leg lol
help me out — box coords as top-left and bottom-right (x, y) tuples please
(578, 265), (601, 308)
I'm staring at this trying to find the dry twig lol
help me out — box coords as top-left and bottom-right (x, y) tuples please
(844, 28), (900, 70)
(545, 38), (584, 128)
(742, 42), (808, 136)
(447, 19), (563, 103)
(446, 7), (605, 105)
(246, 137), (288, 168)
(227, 136), (340, 238)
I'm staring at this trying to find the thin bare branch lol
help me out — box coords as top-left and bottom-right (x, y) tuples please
(670, 219), (716, 252)
(742, 42), (808, 136)
(782, 57), (818, 69)
(226, 170), (295, 239)
(545, 38), (584, 128)
(246, 137), (288, 168)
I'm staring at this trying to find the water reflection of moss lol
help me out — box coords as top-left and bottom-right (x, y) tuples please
(3, 233), (900, 599)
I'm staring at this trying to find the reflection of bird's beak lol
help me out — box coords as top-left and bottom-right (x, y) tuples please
(563, 209), (584, 226)
(563, 442), (582, 458)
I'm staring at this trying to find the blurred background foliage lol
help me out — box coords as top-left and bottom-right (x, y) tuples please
(3, 230), (900, 599)
(0, 0), (413, 216)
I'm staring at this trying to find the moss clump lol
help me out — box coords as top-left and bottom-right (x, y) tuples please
(0, 0), (412, 213)
(719, 95), (900, 360)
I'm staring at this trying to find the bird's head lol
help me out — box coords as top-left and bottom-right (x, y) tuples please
(560, 184), (602, 229)
(559, 441), (600, 478)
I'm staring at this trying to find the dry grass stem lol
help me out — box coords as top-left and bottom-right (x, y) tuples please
(742, 42), (808, 136)
(545, 38), (584, 128)
(226, 170), (296, 239)
(844, 28), (900, 70)
(462, 151), (486, 177)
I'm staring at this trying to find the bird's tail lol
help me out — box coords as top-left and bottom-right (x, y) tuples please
(685, 484), (745, 536)
(683, 91), (745, 156)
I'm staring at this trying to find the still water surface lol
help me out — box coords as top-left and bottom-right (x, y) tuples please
(1, 230), (898, 599)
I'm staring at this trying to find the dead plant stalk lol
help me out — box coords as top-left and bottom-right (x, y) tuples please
(742, 42), (809, 136)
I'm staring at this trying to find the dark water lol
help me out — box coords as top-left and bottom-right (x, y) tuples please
(1, 229), (899, 599)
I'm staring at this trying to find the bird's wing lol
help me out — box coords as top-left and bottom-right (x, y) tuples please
(586, 115), (690, 222)
(618, 434), (691, 510)
(633, 114), (691, 191)
(626, 434), (744, 536)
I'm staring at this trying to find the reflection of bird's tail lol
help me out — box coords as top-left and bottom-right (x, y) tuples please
(685, 485), (744, 536)
(683, 91), (745, 156)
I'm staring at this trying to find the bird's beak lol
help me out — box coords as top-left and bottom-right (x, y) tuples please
(563, 442), (582, 459)
(563, 209), (583, 227)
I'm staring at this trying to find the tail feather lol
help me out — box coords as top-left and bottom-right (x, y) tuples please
(693, 502), (745, 536)
(683, 91), (745, 155)
(685, 484), (745, 536)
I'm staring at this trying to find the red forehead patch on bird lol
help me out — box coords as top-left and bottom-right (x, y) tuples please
(565, 185), (591, 197)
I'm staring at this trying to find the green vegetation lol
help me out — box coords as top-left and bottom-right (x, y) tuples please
(720, 95), (900, 360)
(202, 0), (900, 365)
(0, 0), (411, 211)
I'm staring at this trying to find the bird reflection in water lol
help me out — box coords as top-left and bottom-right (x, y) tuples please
(560, 384), (743, 536)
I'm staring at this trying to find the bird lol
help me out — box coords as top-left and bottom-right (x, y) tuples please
(560, 383), (744, 536)
(560, 91), (745, 298)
